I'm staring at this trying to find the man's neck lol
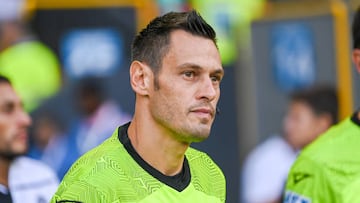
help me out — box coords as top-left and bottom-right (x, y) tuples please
(128, 119), (190, 176)
(0, 158), (11, 188)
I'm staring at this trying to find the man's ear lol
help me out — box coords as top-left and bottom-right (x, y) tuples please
(129, 61), (152, 95)
(352, 49), (360, 73)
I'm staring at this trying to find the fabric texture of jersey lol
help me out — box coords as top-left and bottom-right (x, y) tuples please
(284, 112), (360, 203)
(9, 156), (59, 203)
(51, 122), (226, 203)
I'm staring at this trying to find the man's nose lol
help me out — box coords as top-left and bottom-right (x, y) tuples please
(198, 77), (217, 101)
(19, 109), (32, 127)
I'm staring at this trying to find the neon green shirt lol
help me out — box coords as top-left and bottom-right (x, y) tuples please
(51, 123), (226, 202)
(285, 113), (360, 203)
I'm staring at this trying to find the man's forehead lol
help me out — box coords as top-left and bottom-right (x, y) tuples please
(0, 83), (20, 104)
(166, 31), (221, 66)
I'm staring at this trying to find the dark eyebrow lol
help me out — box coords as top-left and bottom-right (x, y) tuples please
(0, 102), (14, 113)
(177, 63), (202, 70)
(177, 63), (224, 75)
(213, 68), (225, 76)
(0, 99), (24, 111)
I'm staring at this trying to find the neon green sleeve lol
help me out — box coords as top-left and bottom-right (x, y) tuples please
(51, 181), (113, 203)
(51, 181), (108, 203)
(284, 155), (339, 203)
(340, 176), (360, 203)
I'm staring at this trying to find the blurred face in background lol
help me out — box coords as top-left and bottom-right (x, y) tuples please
(0, 82), (31, 160)
(283, 100), (330, 150)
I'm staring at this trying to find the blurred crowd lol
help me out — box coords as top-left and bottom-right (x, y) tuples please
(0, 0), (265, 177)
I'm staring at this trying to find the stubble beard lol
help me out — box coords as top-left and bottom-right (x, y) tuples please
(0, 150), (24, 162)
(0, 144), (27, 162)
(152, 79), (213, 143)
(169, 116), (213, 143)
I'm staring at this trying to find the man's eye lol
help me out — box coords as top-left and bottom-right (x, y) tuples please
(1, 104), (15, 114)
(183, 71), (194, 78)
(211, 75), (222, 83)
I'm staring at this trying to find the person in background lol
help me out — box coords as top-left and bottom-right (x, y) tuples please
(242, 84), (338, 203)
(51, 10), (226, 202)
(0, 75), (58, 203)
(0, 0), (61, 112)
(28, 77), (132, 179)
(27, 111), (68, 180)
(284, 6), (360, 203)
(59, 77), (132, 179)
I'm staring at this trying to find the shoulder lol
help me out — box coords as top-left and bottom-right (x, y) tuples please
(51, 181), (108, 203)
(299, 117), (360, 164)
(186, 147), (226, 202)
(285, 155), (334, 203)
(186, 148), (225, 183)
(65, 131), (122, 174)
(186, 147), (224, 179)
(341, 175), (360, 203)
(285, 117), (360, 202)
(58, 130), (127, 186)
(186, 147), (222, 171)
(293, 118), (360, 174)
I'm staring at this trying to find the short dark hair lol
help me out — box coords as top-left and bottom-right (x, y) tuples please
(352, 6), (360, 49)
(290, 85), (338, 125)
(131, 10), (217, 76)
(0, 75), (11, 84)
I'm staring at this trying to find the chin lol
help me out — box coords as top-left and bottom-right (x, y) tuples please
(11, 146), (28, 157)
(189, 131), (210, 143)
(0, 151), (25, 161)
(190, 136), (209, 143)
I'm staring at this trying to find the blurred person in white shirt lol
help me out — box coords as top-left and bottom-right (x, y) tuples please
(241, 84), (338, 203)
(0, 75), (58, 203)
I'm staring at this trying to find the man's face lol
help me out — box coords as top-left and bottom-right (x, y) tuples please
(0, 82), (31, 159)
(149, 30), (224, 143)
(283, 101), (326, 150)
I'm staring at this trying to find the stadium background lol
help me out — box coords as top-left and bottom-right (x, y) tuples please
(20, 0), (359, 202)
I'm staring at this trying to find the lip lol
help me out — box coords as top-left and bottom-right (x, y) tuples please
(16, 130), (28, 141)
(190, 107), (214, 117)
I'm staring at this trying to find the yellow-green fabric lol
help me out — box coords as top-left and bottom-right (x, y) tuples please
(0, 41), (61, 112)
(190, 0), (265, 65)
(51, 125), (226, 202)
(341, 174), (360, 203)
(285, 116), (360, 203)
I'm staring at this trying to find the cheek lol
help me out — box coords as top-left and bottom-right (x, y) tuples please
(0, 120), (18, 142)
(284, 117), (298, 133)
(296, 117), (319, 138)
(0, 120), (10, 138)
(285, 116), (308, 137)
(151, 90), (180, 118)
(294, 118), (310, 133)
(0, 129), (12, 151)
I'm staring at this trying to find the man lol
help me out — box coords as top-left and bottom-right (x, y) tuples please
(0, 75), (59, 203)
(51, 10), (226, 202)
(242, 85), (338, 203)
(284, 6), (360, 203)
